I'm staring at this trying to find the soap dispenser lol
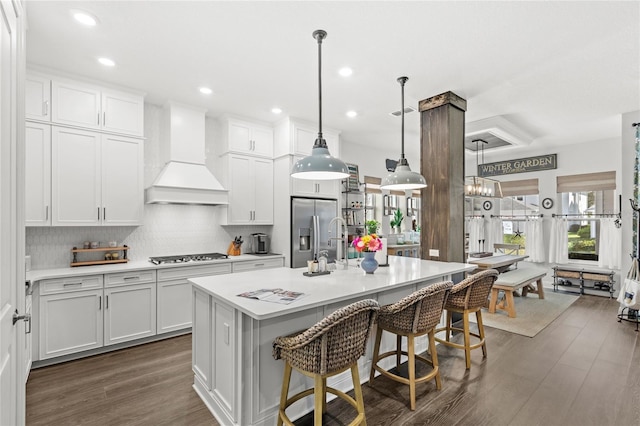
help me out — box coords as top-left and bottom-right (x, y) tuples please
(318, 250), (328, 273)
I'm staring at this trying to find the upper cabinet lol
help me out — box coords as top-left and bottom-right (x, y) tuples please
(51, 127), (143, 226)
(25, 122), (51, 226)
(274, 117), (341, 158)
(25, 74), (51, 122)
(222, 117), (273, 157)
(51, 80), (144, 137)
(222, 154), (274, 225)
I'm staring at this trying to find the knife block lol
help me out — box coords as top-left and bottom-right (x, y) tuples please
(227, 241), (241, 256)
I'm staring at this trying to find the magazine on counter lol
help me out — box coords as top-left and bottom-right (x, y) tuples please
(237, 288), (306, 305)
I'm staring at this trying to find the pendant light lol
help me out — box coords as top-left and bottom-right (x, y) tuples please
(464, 139), (503, 198)
(380, 76), (427, 190)
(291, 30), (349, 180)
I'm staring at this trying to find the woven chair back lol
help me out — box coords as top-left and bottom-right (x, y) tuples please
(446, 269), (498, 310)
(273, 299), (379, 375)
(378, 281), (453, 334)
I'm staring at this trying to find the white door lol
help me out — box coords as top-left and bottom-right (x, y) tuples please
(104, 283), (156, 346)
(0, 1), (26, 424)
(51, 80), (100, 129)
(227, 154), (253, 224)
(101, 89), (144, 136)
(252, 158), (274, 224)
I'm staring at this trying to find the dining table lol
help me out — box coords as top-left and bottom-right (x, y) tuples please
(467, 253), (529, 273)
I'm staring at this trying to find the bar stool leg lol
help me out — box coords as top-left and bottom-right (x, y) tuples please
(428, 329), (441, 390)
(322, 377), (327, 414)
(369, 327), (383, 385)
(314, 375), (324, 425)
(396, 335), (402, 367)
(277, 363), (292, 426)
(445, 310), (452, 341)
(463, 310), (472, 369)
(476, 310), (487, 358)
(407, 334), (416, 410)
(351, 364), (367, 426)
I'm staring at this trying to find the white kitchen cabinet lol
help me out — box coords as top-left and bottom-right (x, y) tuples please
(224, 117), (273, 157)
(25, 122), (51, 226)
(157, 263), (232, 333)
(274, 117), (340, 158)
(39, 288), (103, 360)
(51, 126), (143, 226)
(101, 89), (144, 136)
(51, 79), (144, 136)
(25, 74), (51, 122)
(51, 80), (101, 130)
(104, 282), (156, 346)
(291, 156), (338, 198)
(101, 133), (144, 225)
(224, 154), (274, 225)
(232, 257), (284, 272)
(51, 126), (101, 225)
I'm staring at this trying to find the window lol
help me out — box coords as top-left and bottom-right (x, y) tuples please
(557, 171), (616, 261)
(498, 178), (540, 255)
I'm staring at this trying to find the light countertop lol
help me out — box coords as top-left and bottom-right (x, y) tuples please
(26, 254), (285, 282)
(189, 257), (475, 320)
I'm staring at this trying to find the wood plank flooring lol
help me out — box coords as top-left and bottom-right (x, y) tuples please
(26, 294), (639, 426)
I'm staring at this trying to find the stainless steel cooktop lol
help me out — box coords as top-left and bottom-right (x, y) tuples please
(149, 253), (228, 265)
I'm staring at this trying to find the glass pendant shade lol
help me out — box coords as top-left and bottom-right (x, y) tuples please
(464, 175), (503, 198)
(291, 29), (349, 181)
(381, 76), (427, 191)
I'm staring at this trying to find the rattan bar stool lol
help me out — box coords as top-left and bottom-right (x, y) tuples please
(368, 281), (453, 410)
(434, 269), (498, 369)
(273, 299), (379, 426)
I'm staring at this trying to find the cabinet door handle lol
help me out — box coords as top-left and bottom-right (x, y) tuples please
(63, 282), (82, 287)
(123, 276), (139, 281)
(254, 263), (264, 267)
(98, 296), (102, 310)
(45, 205), (48, 221)
(97, 112), (100, 125)
(103, 112), (106, 127)
(43, 100), (49, 117)
(103, 207), (106, 221)
(97, 207), (100, 220)
(106, 295), (109, 309)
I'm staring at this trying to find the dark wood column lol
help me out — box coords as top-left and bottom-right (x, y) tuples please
(419, 92), (467, 263)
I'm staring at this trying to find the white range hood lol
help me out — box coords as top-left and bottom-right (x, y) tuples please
(145, 102), (228, 205)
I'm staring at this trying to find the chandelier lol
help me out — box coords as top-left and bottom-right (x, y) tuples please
(464, 139), (503, 198)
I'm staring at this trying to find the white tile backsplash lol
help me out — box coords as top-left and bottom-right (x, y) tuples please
(26, 103), (273, 269)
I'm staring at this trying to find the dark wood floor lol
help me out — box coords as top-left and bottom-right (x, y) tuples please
(26, 295), (639, 426)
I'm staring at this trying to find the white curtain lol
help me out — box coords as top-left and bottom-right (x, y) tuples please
(598, 218), (621, 269)
(549, 218), (569, 264)
(467, 217), (485, 253)
(524, 218), (545, 262)
(486, 217), (504, 253)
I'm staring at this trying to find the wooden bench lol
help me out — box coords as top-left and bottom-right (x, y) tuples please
(488, 268), (547, 318)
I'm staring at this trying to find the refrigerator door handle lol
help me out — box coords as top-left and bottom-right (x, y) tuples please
(313, 215), (319, 259)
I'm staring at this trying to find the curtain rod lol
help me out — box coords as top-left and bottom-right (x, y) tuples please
(552, 213), (620, 218)
(491, 214), (543, 219)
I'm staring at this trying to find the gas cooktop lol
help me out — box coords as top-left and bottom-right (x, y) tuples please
(149, 253), (228, 265)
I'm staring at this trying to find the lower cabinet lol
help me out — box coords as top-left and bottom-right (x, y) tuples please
(104, 282), (156, 345)
(157, 263), (232, 333)
(38, 271), (156, 360)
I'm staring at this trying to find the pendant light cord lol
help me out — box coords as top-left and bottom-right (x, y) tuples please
(313, 30), (327, 143)
(398, 76), (408, 163)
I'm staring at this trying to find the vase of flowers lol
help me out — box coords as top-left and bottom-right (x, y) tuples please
(352, 234), (383, 274)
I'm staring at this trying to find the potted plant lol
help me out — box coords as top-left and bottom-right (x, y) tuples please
(390, 209), (403, 233)
(365, 219), (380, 235)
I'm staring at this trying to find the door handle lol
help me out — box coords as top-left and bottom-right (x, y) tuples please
(43, 100), (49, 117)
(99, 296), (102, 310)
(12, 309), (30, 327)
(106, 295), (109, 309)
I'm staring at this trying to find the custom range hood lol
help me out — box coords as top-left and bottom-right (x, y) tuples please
(145, 102), (228, 205)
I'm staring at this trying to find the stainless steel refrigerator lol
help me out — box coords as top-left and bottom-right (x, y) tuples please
(291, 197), (338, 268)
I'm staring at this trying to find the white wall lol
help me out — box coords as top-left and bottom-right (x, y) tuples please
(25, 103), (271, 269)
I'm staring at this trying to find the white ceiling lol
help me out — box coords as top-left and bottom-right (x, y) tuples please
(24, 1), (640, 159)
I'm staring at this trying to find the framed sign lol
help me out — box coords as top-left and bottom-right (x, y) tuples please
(346, 163), (359, 190)
(479, 154), (557, 177)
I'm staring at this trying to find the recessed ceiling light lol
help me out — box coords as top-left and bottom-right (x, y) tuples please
(271, 107), (282, 114)
(346, 110), (358, 118)
(339, 67), (353, 77)
(199, 87), (213, 95)
(97, 57), (115, 67)
(72, 10), (98, 26)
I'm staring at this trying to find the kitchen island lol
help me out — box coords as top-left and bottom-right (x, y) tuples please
(189, 256), (475, 426)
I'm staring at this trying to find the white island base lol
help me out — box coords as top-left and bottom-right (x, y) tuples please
(190, 257), (475, 426)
